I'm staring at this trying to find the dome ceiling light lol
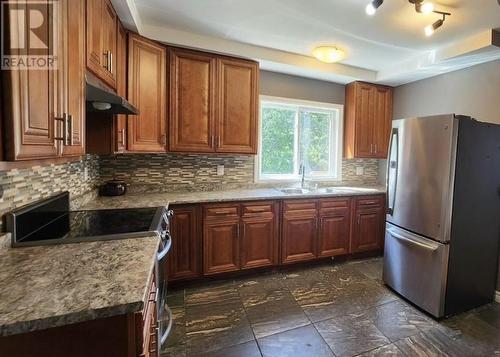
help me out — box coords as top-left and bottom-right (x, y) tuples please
(312, 46), (346, 63)
(365, 0), (451, 36)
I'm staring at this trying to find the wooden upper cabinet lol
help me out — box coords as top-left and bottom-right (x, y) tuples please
(217, 58), (258, 154)
(86, 0), (103, 76)
(344, 81), (393, 159)
(85, 0), (117, 89)
(167, 48), (259, 155)
(168, 48), (216, 153)
(114, 22), (127, 153)
(168, 205), (201, 281)
(127, 34), (167, 152)
(1, 1), (60, 160)
(101, 0), (117, 87)
(61, 0), (85, 157)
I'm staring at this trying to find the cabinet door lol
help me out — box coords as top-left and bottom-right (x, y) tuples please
(2, 0), (62, 160)
(352, 205), (385, 253)
(354, 83), (375, 158)
(372, 86), (393, 158)
(282, 211), (317, 264)
(86, 0), (104, 78)
(101, 0), (117, 88)
(216, 58), (258, 154)
(114, 22), (127, 152)
(168, 206), (201, 281)
(203, 218), (240, 275)
(318, 207), (351, 257)
(127, 34), (167, 152)
(168, 48), (217, 153)
(241, 203), (278, 269)
(61, 0), (85, 156)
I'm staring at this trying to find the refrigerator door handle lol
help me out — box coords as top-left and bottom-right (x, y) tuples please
(386, 128), (399, 215)
(388, 228), (439, 252)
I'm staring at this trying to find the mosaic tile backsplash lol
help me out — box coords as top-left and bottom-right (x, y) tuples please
(99, 154), (380, 193)
(0, 155), (100, 229)
(0, 153), (380, 229)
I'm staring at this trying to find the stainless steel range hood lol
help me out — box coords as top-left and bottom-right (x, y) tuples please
(85, 72), (139, 115)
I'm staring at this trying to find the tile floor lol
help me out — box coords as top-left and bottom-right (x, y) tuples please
(161, 257), (500, 357)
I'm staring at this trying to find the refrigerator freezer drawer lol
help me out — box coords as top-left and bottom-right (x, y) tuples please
(383, 223), (450, 318)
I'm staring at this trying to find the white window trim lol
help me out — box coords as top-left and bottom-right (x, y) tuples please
(255, 95), (344, 183)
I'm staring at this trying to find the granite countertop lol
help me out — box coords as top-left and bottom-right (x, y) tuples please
(82, 186), (386, 210)
(0, 234), (160, 337)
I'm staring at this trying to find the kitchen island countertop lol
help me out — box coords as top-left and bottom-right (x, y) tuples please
(0, 234), (159, 337)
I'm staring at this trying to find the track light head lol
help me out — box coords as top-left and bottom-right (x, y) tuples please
(425, 18), (444, 36)
(366, 0), (384, 15)
(416, 1), (434, 14)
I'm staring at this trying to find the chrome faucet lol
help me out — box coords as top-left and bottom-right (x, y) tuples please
(299, 163), (306, 189)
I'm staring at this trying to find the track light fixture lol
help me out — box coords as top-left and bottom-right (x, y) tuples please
(365, 0), (383, 16)
(365, 0), (451, 37)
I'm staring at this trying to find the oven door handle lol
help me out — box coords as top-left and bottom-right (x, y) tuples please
(157, 233), (172, 261)
(160, 305), (173, 346)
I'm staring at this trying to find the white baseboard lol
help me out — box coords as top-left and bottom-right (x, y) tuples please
(495, 290), (500, 303)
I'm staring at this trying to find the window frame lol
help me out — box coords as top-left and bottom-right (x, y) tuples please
(255, 95), (344, 183)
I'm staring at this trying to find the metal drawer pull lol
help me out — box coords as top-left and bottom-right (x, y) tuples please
(214, 210), (232, 215)
(389, 229), (439, 251)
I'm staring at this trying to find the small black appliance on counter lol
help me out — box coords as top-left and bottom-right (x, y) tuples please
(99, 179), (127, 196)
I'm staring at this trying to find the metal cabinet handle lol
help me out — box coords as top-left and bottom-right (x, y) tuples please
(109, 51), (113, 74)
(55, 113), (71, 146)
(103, 51), (109, 70)
(217, 136), (221, 148)
(211, 135), (215, 148)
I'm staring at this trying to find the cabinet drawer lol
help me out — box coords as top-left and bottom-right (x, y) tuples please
(204, 205), (239, 218)
(242, 202), (274, 216)
(356, 195), (385, 207)
(319, 198), (350, 210)
(283, 200), (317, 212)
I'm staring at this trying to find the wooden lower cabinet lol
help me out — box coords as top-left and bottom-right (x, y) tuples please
(318, 199), (351, 257)
(203, 217), (241, 275)
(281, 206), (318, 264)
(240, 202), (279, 269)
(351, 196), (385, 253)
(168, 205), (201, 281)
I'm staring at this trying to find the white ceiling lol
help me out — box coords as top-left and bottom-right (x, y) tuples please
(115, 0), (500, 85)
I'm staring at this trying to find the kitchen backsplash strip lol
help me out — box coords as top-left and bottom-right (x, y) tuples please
(0, 155), (100, 229)
(99, 154), (380, 192)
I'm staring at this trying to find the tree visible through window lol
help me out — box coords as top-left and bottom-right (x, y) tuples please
(258, 97), (343, 181)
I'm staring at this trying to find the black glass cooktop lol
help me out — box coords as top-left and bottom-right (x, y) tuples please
(6, 192), (165, 247)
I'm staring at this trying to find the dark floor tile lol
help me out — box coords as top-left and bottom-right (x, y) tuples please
(257, 325), (334, 357)
(161, 343), (187, 357)
(196, 340), (262, 357)
(357, 343), (405, 357)
(394, 327), (476, 357)
(185, 282), (239, 307)
(315, 312), (390, 357)
(348, 257), (384, 282)
(472, 302), (500, 330)
(356, 300), (436, 342)
(435, 312), (500, 355)
(185, 301), (254, 355)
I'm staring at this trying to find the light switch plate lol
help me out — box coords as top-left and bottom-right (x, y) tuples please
(356, 166), (364, 176)
(217, 165), (224, 176)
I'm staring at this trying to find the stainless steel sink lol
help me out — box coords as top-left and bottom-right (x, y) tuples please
(279, 188), (311, 195)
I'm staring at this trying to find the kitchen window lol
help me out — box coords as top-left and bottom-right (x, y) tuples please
(257, 96), (343, 182)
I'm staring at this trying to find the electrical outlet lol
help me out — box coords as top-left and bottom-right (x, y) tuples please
(83, 167), (89, 181)
(217, 165), (224, 176)
(356, 166), (364, 176)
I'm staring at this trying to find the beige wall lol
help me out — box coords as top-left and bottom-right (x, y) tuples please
(393, 59), (500, 124)
(260, 70), (345, 105)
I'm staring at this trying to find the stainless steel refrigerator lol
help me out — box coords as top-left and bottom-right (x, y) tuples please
(383, 114), (500, 318)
